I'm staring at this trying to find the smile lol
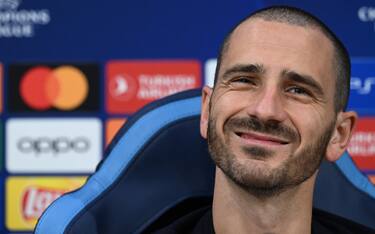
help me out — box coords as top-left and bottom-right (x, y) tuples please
(235, 131), (289, 146)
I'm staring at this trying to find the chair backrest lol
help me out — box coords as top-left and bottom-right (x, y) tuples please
(35, 89), (375, 234)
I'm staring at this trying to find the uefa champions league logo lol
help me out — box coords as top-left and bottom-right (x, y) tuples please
(0, 0), (50, 38)
(0, 0), (21, 10)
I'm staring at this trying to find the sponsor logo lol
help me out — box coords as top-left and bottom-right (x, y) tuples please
(109, 73), (138, 102)
(6, 176), (86, 231)
(370, 175), (375, 184)
(8, 64), (100, 112)
(0, 0), (21, 10)
(17, 137), (90, 155)
(106, 60), (201, 114)
(106, 118), (126, 146)
(348, 59), (375, 115)
(348, 118), (375, 171)
(351, 77), (375, 95)
(204, 59), (217, 88)
(20, 66), (88, 111)
(0, 0), (51, 38)
(22, 186), (65, 220)
(358, 6), (375, 31)
(358, 6), (375, 22)
(0, 122), (2, 171)
(6, 118), (102, 173)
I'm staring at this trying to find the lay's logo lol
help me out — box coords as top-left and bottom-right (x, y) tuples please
(22, 186), (66, 220)
(7, 63), (100, 113)
(6, 176), (86, 231)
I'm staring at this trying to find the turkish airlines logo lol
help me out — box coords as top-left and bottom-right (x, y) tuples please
(106, 60), (201, 114)
(8, 64), (100, 112)
(109, 73), (138, 101)
(349, 131), (375, 156)
(348, 118), (375, 171)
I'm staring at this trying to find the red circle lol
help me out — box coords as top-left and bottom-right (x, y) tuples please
(20, 66), (54, 110)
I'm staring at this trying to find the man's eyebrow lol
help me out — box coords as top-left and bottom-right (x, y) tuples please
(282, 70), (324, 96)
(222, 64), (265, 80)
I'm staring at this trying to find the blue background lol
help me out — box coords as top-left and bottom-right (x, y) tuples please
(1, 0), (375, 233)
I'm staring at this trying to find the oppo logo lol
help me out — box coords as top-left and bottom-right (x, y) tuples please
(351, 77), (375, 95)
(17, 137), (90, 154)
(358, 6), (375, 22)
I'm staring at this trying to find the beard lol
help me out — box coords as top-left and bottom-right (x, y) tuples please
(207, 115), (335, 198)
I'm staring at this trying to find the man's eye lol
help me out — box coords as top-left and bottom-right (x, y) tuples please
(286, 86), (310, 96)
(232, 77), (255, 84)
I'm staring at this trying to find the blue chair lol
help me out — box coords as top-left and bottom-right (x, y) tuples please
(35, 89), (375, 234)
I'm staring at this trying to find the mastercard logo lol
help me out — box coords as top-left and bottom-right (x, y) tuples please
(20, 66), (89, 111)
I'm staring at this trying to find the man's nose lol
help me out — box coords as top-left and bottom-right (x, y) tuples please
(246, 86), (287, 123)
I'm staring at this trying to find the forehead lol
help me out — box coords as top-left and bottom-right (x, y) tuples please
(220, 19), (336, 88)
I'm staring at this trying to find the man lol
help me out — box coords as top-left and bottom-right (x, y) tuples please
(154, 6), (375, 234)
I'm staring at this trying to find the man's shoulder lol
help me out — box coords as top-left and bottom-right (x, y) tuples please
(145, 199), (375, 234)
(150, 205), (212, 234)
(144, 197), (213, 234)
(312, 208), (375, 234)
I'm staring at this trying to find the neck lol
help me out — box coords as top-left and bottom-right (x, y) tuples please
(212, 168), (317, 234)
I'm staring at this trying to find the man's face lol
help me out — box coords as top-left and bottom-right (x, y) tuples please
(202, 19), (338, 196)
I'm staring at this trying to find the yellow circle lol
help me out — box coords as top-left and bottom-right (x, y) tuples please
(52, 66), (88, 110)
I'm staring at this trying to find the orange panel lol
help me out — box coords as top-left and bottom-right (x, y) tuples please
(106, 118), (126, 146)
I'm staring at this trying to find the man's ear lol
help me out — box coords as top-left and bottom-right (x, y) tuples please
(326, 111), (357, 162)
(200, 86), (213, 139)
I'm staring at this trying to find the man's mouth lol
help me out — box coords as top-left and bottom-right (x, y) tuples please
(235, 131), (289, 146)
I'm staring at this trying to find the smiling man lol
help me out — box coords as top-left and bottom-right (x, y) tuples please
(153, 6), (375, 234)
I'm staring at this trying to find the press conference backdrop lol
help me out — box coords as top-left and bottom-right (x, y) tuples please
(1, 0), (375, 232)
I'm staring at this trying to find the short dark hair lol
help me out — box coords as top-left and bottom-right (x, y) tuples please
(214, 6), (350, 112)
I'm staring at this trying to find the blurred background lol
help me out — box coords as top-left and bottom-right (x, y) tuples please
(1, 0), (375, 233)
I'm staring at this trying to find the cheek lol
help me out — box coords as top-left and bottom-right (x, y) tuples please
(209, 91), (247, 135)
(286, 104), (334, 146)
(211, 91), (249, 119)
